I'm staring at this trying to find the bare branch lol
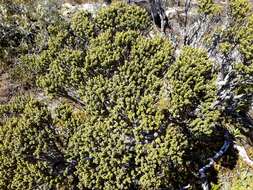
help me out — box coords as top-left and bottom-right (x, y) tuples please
(234, 144), (253, 168)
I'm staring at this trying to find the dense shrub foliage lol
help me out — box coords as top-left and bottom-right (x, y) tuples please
(0, 1), (253, 189)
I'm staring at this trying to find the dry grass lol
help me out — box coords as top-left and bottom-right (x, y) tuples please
(213, 145), (253, 190)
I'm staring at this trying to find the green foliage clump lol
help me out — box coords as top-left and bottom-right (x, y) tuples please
(229, 0), (252, 22)
(95, 2), (152, 33)
(236, 15), (253, 63)
(0, 95), (29, 122)
(22, 3), (152, 93)
(198, 0), (221, 15)
(70, 10), (95, 40)
(37, 49), (85, 96)
(166, 47), (216, 118)
(0, 100), (64, 189)
(67, 35), (178, 189)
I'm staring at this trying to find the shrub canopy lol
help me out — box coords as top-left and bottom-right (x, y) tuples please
(0, 1), (253, 189)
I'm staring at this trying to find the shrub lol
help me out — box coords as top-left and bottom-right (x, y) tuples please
(1, 1), (253, 189)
